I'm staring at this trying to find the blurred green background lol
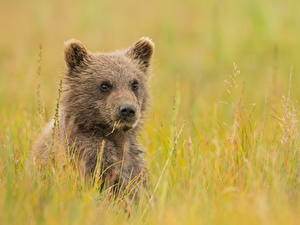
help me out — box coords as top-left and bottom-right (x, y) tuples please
(1, 0), (300, 225)
(1, 0), (300, 111)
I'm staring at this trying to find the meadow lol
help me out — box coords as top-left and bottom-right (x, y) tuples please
(1, 0), (300, 224)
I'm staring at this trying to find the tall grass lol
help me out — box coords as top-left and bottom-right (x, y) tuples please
(1, 0), (300, 224)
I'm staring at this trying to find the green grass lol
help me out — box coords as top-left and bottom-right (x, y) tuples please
(1, 0), (300, 224)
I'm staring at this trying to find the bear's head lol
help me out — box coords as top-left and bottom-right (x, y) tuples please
(62, 37), (154, 133)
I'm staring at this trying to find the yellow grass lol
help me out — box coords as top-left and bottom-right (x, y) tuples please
(1, 0), (300, 224)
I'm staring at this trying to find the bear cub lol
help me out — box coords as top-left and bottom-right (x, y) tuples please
(32, 37), (154, 193)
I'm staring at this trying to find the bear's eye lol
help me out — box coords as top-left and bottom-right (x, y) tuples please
(131, 80), (139, 91)
(100, 81), (112, 92)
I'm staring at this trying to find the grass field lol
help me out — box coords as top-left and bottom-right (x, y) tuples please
(1, 0), (300, 224)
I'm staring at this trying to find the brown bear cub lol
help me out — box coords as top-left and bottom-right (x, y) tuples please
(32, 37), (154, 194)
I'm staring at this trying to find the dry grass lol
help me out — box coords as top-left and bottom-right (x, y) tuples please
(1, 0), (300, 224)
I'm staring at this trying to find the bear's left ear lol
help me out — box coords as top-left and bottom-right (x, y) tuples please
(126, 37), (154, 72)
(64, 39), (90, 71)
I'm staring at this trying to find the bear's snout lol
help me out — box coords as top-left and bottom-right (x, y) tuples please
(118, 104), (136, 120)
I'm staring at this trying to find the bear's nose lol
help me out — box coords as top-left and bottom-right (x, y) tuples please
(119, 104), (136, 119)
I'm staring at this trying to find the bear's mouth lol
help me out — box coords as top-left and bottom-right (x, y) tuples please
(122, 124), (133, 131)
(120, 119), (138, 131)
(109, 119), (138, 133)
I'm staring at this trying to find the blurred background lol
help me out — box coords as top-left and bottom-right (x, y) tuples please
(1, 0), (300, 112)
(1, 0), (300, 150)
(1, 0), (300, 224)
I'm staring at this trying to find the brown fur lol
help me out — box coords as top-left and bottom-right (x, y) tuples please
(32, 37), (154, 194)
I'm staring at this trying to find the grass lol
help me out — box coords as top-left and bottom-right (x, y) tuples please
(1, 0), (300, 224)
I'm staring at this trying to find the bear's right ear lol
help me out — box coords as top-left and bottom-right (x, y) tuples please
(64, 39), (89, 71)
(126, 37), (154, 73)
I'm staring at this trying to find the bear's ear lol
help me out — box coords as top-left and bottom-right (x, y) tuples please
(64, 39), (89, 71)
(126, 37), (154, 72)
